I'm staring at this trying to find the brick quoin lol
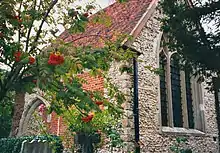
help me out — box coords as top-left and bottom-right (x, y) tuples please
(46, 73), (104, 136)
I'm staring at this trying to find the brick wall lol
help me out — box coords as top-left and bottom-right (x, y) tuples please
(47, 73), (104, 136)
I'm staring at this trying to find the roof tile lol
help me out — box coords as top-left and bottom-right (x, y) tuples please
(60, 0), (153, 47)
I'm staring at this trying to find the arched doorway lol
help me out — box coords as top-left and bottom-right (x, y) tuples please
(17, 94), (50, 136)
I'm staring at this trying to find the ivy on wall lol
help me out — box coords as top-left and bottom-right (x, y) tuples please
(0, 135), (63, 153)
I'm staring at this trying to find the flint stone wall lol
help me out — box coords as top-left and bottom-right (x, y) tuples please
(129, 9), (218, 153)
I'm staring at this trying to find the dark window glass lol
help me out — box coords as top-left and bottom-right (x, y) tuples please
(159, 52), (168, 126)
(185, 70), (194, 129)
(171, 55), (183, 127)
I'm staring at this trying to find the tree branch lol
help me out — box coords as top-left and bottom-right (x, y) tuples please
(4, 64), (23, 92)
(18, 66), (32, 81)
(18, 0), (23, 44)
(186, 0), (212, 50)
(191, 1), (220, 17)
(25, 0), (38, 52)
(29, 0), (58, 53)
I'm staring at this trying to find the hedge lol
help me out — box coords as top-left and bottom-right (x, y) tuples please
(0, 135), (63, 153)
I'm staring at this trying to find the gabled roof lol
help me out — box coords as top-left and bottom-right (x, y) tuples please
(59, 0), (158, 48)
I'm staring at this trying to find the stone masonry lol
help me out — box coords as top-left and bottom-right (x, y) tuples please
(129, 9), (218, 153)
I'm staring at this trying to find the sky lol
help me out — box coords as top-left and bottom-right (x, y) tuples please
(96, 0), (111, 7)
(76, 0), (113, 9)
(55, 0), (113, 36)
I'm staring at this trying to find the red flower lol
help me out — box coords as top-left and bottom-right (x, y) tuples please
(18, 19), (22, 23)
(82, 114), (94, 123)
(83, 13), (89, 18)
(32, 79), (37, 84)
(14, 51), (22, 62)
(48, 52), (64, 65)
(14, 15), (19, 19)
(14, 15), (22, 23)
(95, 101), (103, 106)
(29, 56), (35, 64)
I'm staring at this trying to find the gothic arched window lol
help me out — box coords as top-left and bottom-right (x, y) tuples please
(159, 37), (204, 131)
(170, 54), (183, 127)
(159, 51), (168, 126)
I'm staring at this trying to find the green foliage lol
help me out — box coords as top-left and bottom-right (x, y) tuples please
(35, 37), (132, 150)
(159, 0), (220, 80)
(0, 0), (103, 103)
(64, 108), (118, 134)
(105, 126), (124, 149)
(0, 135), (63, 153)
(119, 64), (133, 74)
(0, 92), (14, 138)
(170, 137), (192, 153)
(0, 0), (132, 149)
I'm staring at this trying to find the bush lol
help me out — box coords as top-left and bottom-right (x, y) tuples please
(0, 93), (14, 138)
(0, 135), (63, 153)
(170, 137), (192, 153)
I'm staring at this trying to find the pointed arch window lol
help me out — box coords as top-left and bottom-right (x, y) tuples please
(159, 52), (168, 126)
(159, 44), (204, 131)
(170, 55), (183, 127)
(185, 70), (194, 129)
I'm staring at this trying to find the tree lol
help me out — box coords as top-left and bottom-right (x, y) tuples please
(0, 0), (131, 137)
(159, 0), (220, 76)
(159, 0), (220, 147)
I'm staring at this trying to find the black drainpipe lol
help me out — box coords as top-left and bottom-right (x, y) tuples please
(133, 57), (140, 153)
(213, 77), (220, 150)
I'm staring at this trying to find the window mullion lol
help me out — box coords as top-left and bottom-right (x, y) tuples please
(198, 83), (205, 132)
(192, 78), (205, 131)
(167, 54), (174, 127)
(159, 52), (168, 126)
(180, 71), (189, 128)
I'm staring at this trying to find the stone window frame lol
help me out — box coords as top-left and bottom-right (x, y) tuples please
(156, 33), (206, 135)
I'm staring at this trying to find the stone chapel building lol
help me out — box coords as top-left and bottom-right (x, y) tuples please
(19, 0), (219, 152)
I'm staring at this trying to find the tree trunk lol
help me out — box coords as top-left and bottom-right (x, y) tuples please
(10, 92), (25, 137)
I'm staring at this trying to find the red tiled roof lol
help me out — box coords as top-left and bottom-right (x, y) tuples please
(59, 0), (153, 47)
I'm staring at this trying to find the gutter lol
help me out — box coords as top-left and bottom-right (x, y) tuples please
(133, 57), (140, 153)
